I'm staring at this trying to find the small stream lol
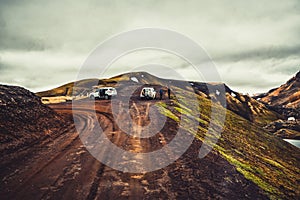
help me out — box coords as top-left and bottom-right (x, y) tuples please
(284, 139), (300, 148)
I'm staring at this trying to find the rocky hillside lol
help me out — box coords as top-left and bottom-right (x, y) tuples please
(256, 70), (300, 109)
(155, 87), (300, 199)
(264, 119), (300, 139)
(0, 85), (68, 155)
(253, 71), (300, 139)
(190, 82), (280, 126)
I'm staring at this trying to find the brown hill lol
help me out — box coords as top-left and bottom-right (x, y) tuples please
(36, 78), (100, 97)
(190, 82), (280, 126)
(156, 89), (300, 199)
(253, 71), (300, 138)
(0, 85), (69, 159)
(257, 70), (300, 109)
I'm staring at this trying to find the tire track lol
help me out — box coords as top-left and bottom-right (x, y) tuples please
(2, 104), (114, 199)
(39, 107), (113, 199)
(86, 164), (106, 200)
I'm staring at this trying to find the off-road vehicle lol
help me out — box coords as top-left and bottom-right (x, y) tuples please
(89, 87), (117, 100)
(140, 87), (156, 100)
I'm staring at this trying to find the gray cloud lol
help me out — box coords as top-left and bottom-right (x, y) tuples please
(215, 44), (300, 62)
(0, 0), (299, 93)
(0, 33), (47, 51)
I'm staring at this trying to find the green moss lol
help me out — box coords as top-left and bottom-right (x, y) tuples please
(156, 105), (179, 122)
(174, 106), (190, 116)
(261, 157), (284, 169)
(240, 169), (279, 199)
(219, 152), (280, 198)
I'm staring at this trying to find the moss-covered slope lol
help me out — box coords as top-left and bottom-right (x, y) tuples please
(156, 88), (300, 199)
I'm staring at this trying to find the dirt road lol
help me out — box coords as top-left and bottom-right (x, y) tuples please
(0, 100), (267, 199)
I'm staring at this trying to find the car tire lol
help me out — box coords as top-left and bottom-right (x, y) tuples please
(90, 95), (94, 100)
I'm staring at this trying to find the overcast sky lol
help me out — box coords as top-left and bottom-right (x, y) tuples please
(0, 0), (299, 94)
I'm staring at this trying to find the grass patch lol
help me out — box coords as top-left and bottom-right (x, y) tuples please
(219, 151), (280, 198)
(156, 103), (180, 122)
(261, 157), (284, 169)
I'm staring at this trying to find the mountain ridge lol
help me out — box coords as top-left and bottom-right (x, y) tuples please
(255, 70), (300, 109)
(37, 71), (280, 127)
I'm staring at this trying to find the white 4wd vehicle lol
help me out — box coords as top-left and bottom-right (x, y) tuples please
(140, 87), (156, 100)
(89, 87), (117, 100)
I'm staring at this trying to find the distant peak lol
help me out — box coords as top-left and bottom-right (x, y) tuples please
(296, 70), (300, 79)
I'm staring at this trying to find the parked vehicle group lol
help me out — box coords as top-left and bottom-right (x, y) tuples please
(89, 86), (171, 101)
